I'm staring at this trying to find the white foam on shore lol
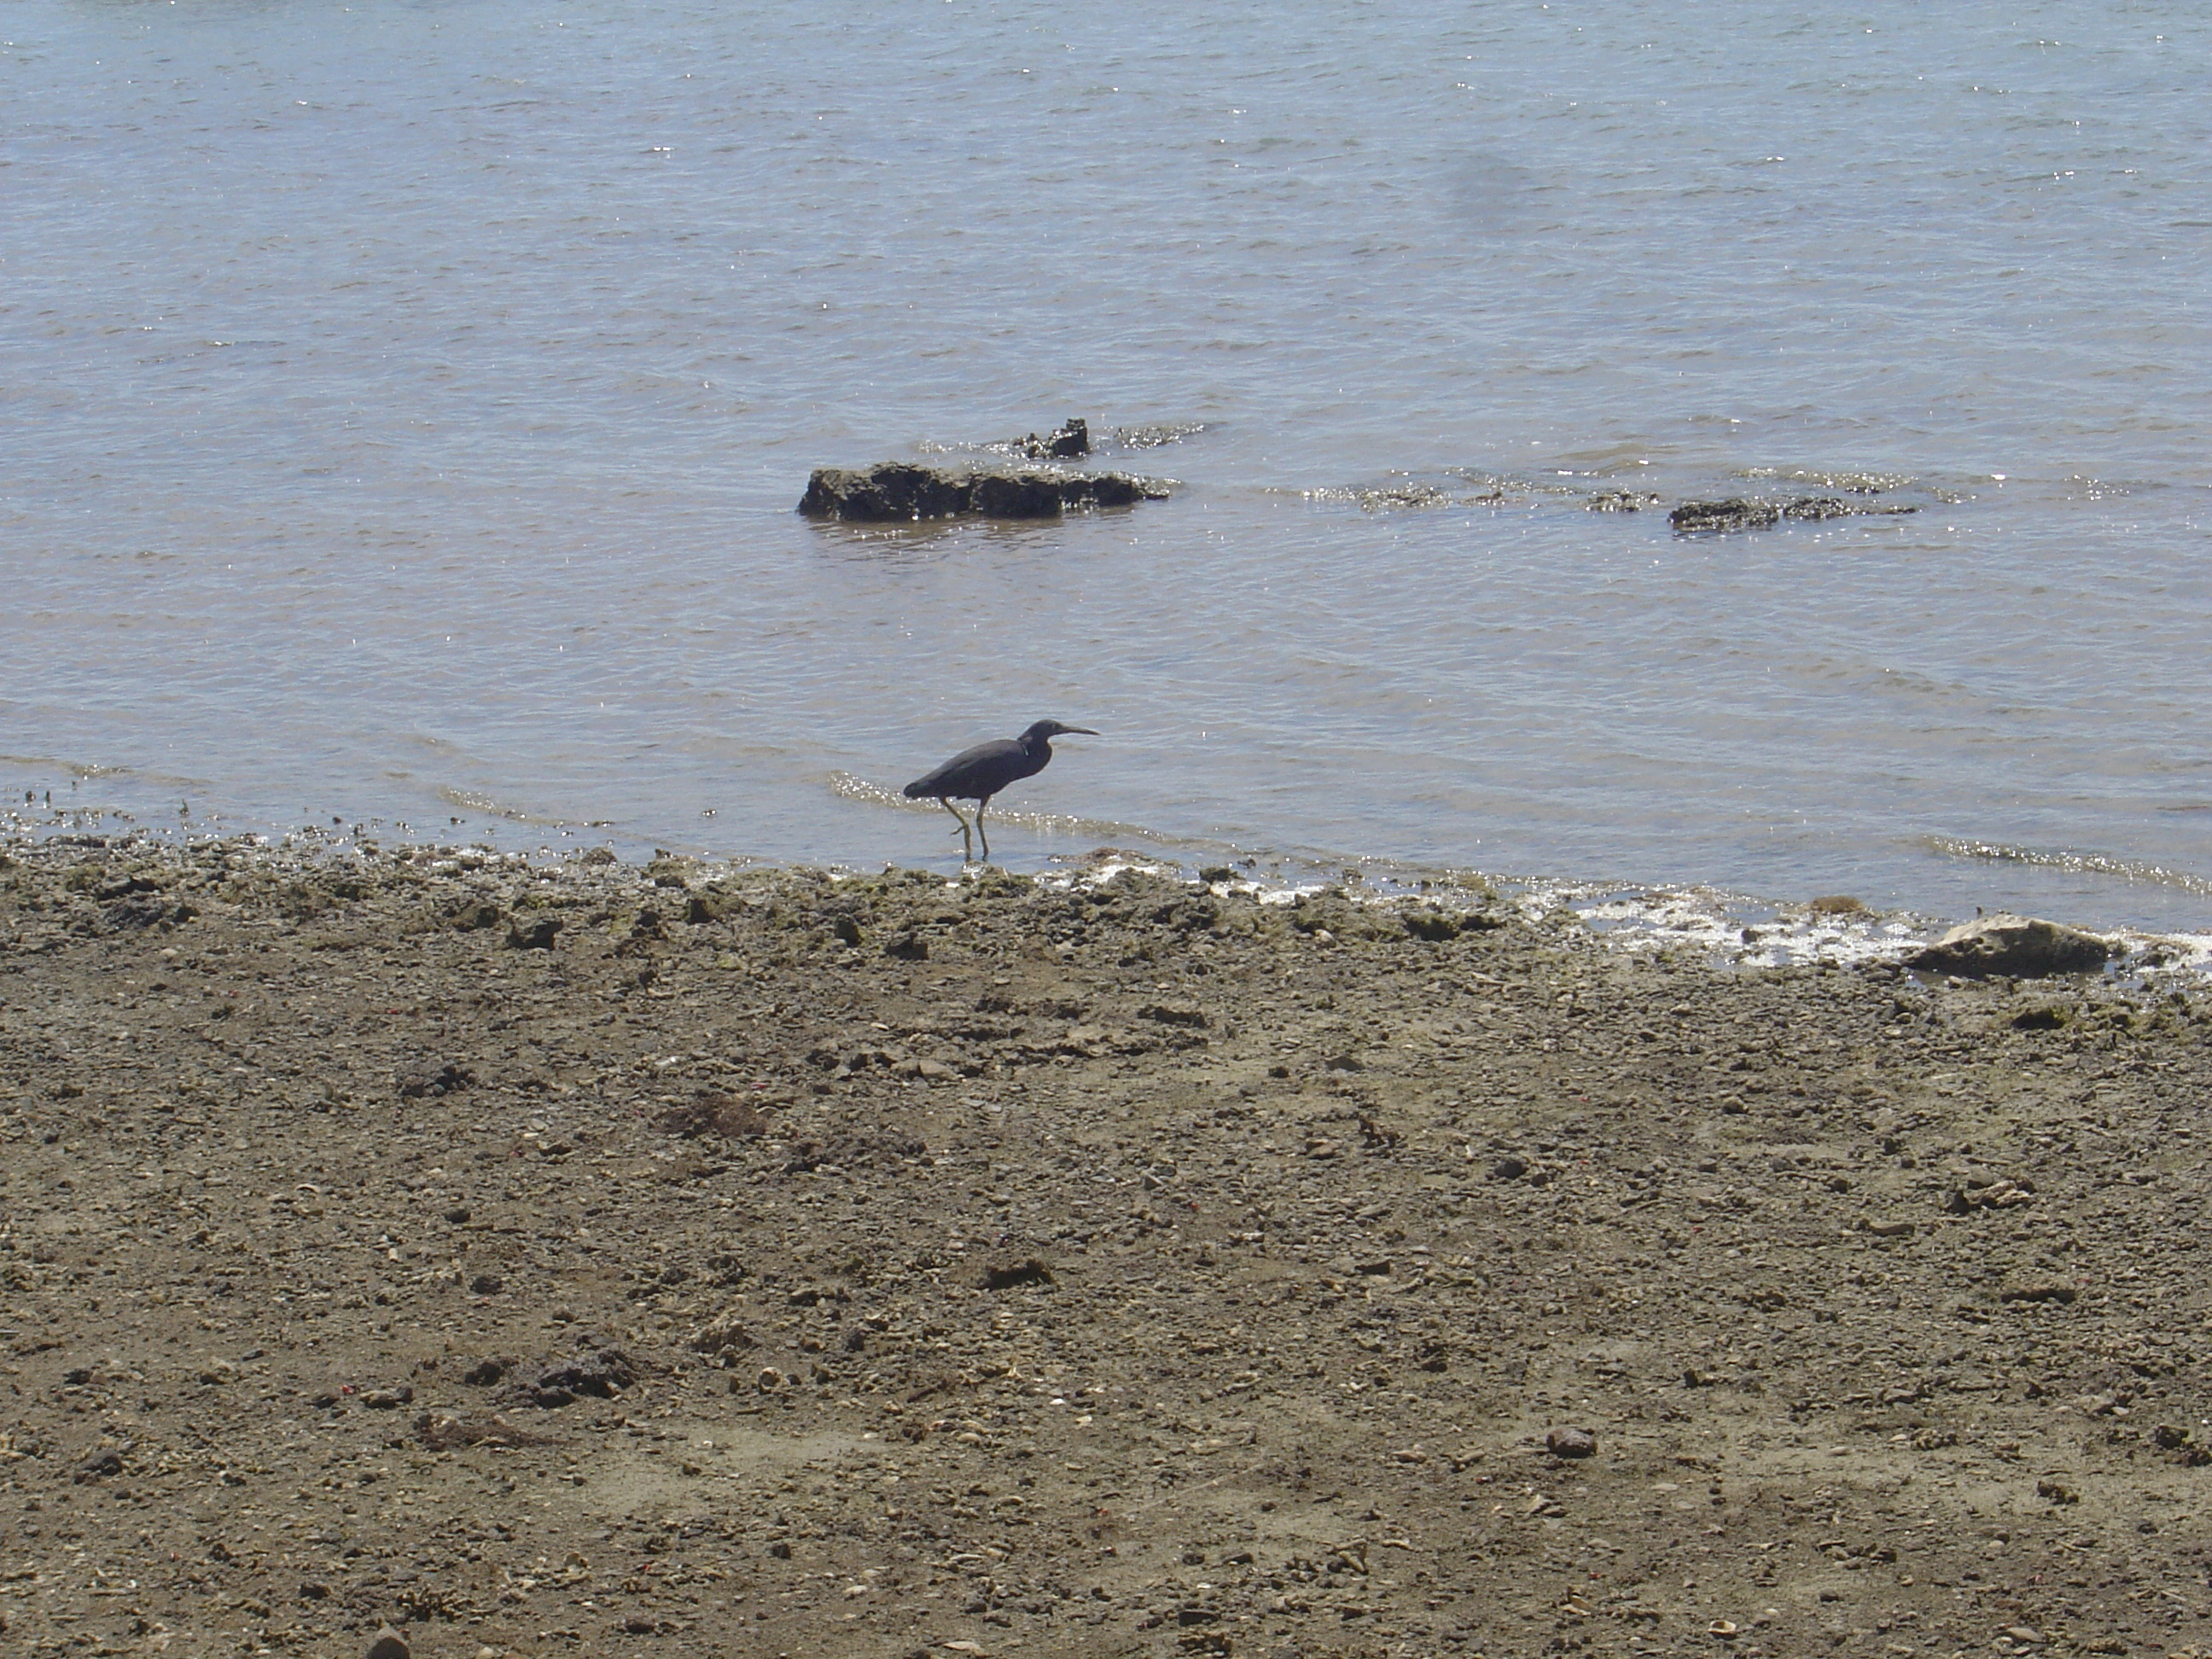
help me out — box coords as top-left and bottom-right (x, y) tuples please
(1022, 857), (2212, 986)
(1513, 881), (1930, 969)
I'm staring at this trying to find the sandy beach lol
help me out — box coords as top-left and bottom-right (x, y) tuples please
(3, 836), (2210, 1659)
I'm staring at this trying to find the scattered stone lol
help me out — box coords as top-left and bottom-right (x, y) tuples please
(443, 897), (504, 932)
(520, 1349), (641, 1408)
(689, 1316), (755, 1357)
(364, 1629), (411, 1659)
(102, 896), (197, 931)
(394, 1058), (472, 1099)
(505, 911), (562, 950)
(1402, 909), (1463, 941)
(1545, 1426), (1598, 1458)
(981, 1258), (1055, 1291)
(656, 1091), (770, 1138)
(1807, 894), (1867, 915)
(1908, 913), (2111, 978)
(414, 1412), (556, 1451)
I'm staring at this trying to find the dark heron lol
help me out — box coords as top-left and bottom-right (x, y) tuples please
(902, 719), (1098, 863)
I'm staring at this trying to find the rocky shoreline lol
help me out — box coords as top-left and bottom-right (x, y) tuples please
(4, 837), (2211, 1659)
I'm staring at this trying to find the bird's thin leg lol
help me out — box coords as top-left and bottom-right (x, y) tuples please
(975, 797), (992, 864)
(938, 797), (975, 862)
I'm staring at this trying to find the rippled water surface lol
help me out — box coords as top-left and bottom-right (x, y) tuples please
(6, 0), (2211, 929)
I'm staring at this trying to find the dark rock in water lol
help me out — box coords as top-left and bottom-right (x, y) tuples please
(1013, 416), (1089, 459)
(969, 471), (1066, 518)
(1670, 495), (1924, 533)
(1669, 498), (1782, 533)
(797, 460), (1167, 522)
(1068, 472), (1150, 508)
(1908, 913), (2112, 979)
(797, 462), (969, 522)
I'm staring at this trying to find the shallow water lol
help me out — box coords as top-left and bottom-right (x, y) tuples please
(5, 0), (2210, 930)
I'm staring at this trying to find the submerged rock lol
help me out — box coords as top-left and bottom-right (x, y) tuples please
(1669, 495), (1923, 533)
(1908, 913), (2113, 978)
(1669, 498), (1783, 533)
(1672, 499), (1778, 533)
(797, 460), (1167, 522)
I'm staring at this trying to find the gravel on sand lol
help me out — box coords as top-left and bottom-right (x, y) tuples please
(3, 837), (2209, 1658)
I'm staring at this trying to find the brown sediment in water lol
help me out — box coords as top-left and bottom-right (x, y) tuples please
(3, 838), (2209, 1656)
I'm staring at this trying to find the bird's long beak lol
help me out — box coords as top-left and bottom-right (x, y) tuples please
(1062, 726), (1100, 736)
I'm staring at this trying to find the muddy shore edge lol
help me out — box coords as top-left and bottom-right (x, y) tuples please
(4, 837), (2210, 1659)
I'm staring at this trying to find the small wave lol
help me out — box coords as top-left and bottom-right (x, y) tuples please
(1296, 477), (1517, 512)
(1108, 422), (1207, 450)
(826, 771), (1168, 847)
(1924, 837), (2212, 898)
(1733, 465), (1918, 495)
(434, 787), (567, 827)
(1, 752), (146, 782)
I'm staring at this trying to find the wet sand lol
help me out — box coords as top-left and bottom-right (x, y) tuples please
(3, 837), (2210, 1659)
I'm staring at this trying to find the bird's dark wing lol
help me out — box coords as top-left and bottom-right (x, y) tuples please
(903, 737), (1027, 800)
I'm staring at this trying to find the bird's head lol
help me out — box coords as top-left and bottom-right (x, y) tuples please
(1022, 719), (1099, 744)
